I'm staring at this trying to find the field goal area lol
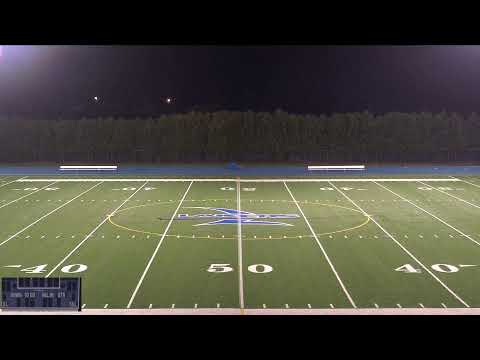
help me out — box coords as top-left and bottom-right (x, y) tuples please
(1, 173), (480, 314)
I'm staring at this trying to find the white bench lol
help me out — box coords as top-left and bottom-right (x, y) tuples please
(308, 165), (365, 171)
(59, 166), (118, 171)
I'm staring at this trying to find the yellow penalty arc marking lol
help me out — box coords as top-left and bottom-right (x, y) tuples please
(108, 200), (371, 240)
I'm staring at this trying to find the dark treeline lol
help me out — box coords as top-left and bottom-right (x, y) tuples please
(1, 110), (479, 163)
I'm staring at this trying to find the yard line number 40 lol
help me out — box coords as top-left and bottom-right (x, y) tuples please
(396, 263), (465, 274)
(8, 264), (88, 274)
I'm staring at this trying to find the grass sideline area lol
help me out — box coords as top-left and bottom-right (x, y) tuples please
(1, 174), (480, 312)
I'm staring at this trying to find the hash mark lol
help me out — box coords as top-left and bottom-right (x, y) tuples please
(104, 304), (108, 309)
(419, 303), (424, 308)
(441, 303), (447, 308)
(307, 304), (312, 309)
(329, 304), (334, 308)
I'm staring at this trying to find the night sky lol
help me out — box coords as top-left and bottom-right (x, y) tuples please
(1, 45), (480, 116)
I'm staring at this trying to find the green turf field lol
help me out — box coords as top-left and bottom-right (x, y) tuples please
(1, 174), (480, 311)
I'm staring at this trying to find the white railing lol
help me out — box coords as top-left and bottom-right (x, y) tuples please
(59, 166), (118, 171)
(308, 165), (365, 171)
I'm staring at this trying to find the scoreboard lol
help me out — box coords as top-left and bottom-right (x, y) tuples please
(1, 277), (81, 311)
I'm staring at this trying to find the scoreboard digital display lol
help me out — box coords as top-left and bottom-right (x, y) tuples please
(1, 277), (81, 311)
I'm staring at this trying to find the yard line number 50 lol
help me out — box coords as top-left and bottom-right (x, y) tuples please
(207, 263), (273, 274)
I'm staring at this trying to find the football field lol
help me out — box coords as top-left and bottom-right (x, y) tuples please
(1, 174), (480, 313)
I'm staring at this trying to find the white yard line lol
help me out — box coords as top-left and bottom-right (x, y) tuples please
(126, 181), (194, 308)
(375, 182), (480, 248)
(16, 178), (461, 183)
(0, 176), (28, 189)
(455, 177), (480, 189)
(418, 181), (480, 210)
(45, 182), (149, 278)
(236, 178), (245, 309)
(283, 181), (357, 308)
(329, 181), (470, 308)
(0, 181), (57, 209)
(0, 182), (104, 247)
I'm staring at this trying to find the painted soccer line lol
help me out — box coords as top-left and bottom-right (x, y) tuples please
(283, 181), (357, 308)
(126, 181), (194, 308)
(0, 182), (104, 248)
(375, 182), (480, 248)
(236, 178), (245, 311)
(0, 181), (58, 210)
(0, 176), (28, 189)
(418, 181), (480, 210)
(328, 181), (470, 308)
(15, 178), (461, 183)
(45, 182), (149, 278)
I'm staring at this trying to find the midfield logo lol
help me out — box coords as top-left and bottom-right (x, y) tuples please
(177, 207), (299, 226)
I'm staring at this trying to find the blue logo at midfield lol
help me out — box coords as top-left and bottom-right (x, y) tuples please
(177, 207), (299, 226)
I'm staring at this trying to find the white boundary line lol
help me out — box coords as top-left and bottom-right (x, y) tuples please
(375, 182), (480, 248)
(236, 179), (245, 310)
(126, 181), (194, 308)
(0, 181), (58, 210)
(418, 181), (480, 210)
(0, 182), (104, 248)
(329, 181), (470, 308)
(283, 181), (357, 308)
(45, 182), (149, 278)
(0, 176), (28, 189)
(15, 178), (461, 183)
(3, 308), (480, 315)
